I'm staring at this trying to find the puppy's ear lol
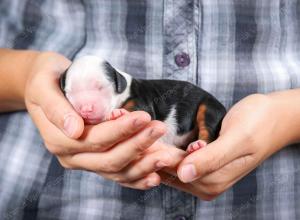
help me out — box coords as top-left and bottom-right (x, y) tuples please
(104, 62), (127, 93)
(59, 68), (68, 95)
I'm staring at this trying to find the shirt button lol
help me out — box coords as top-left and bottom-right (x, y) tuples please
(174, 215), (187, 220)
(175, 52), (190, 67)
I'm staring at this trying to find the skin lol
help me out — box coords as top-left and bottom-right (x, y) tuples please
(0, 49), (172, 189)
(159, 93), (300, 200)
(1, 49), (300, 198)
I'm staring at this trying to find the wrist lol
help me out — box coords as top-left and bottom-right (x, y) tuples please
(0, 49), (41, 111)
(15, 50), (41, 104)
(267, 89), (300, 147)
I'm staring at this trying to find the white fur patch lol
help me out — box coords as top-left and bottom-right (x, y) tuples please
(65, 55), (109, 93)
(64, 55), (132, 117)
(161, 106), (196, 148)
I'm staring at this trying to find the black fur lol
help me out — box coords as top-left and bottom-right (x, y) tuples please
(125, 79), (226, 140)
(59, 68), (67, 95)
(59, 61), (128, 94)
(59, 60), (226, 144)
(104, 62), (127, 93)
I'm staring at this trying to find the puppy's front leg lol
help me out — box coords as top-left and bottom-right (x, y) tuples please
(106, 108), (129, 120)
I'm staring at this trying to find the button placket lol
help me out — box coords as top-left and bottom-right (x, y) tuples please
(162, 2), (197, 218)
(162, 0), (196, 82)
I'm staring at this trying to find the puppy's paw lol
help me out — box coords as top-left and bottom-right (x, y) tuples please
(107, 108), (129, 120)
(186, 140), (207, 153)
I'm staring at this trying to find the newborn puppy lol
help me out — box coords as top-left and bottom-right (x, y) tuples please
(60, 56), (226, 152)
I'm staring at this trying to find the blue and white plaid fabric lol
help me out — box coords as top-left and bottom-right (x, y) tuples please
(1, 0), (300, 219)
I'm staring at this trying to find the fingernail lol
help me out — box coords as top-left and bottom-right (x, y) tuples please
(64, 114), (78, 137)
(133, 118), (145, 127)
(149, 128), (156, 137)
(179, 164), (197, 183)
(149, 128), (163, 138)
(155, 161), (167, 168)
(146, 178), (159, 187)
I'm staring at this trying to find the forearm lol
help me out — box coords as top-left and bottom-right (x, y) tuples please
(267, 89), (300, 145)
(0, 49), (40, 112)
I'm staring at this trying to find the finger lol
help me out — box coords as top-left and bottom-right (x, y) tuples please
(27, 105), (85, 155)
(118, 172), (161, 190)
(173, 155), (258, 200)
(28, 70), (85, 139)
(106, 144), (186, 182)
(61, 121), (166, 172)
(95, 120), (166, 170)
(159, 172), (210, 200)
(177, 134), (249, 183)
(29, 108), (151, 155)
(79, 111), (152, 152)
(199, 154), (257, 187)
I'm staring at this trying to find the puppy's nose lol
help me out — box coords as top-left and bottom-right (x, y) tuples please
(80, 104), (94, 116)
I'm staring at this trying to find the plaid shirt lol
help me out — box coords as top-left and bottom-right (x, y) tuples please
(1, 0), (300, 219)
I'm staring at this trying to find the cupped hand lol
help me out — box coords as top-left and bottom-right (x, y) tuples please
(159, 94), (294, 200)
(24, 52), (171, 189)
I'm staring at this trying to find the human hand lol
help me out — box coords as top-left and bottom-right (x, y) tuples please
(159, 94), (295, 200)
(24, 52), (172, 189)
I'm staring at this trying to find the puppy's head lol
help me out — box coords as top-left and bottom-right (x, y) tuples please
(60, 55), (128, 124)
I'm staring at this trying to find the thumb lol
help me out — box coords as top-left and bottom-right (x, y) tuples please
(35, 80), (84, 139)
(177, 134), (245, 183)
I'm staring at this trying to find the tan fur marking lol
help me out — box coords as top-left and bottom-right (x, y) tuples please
(196, 104), (210, 143)
(121, 99), (136, 112)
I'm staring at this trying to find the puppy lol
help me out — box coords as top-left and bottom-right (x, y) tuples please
(60, 56), (226, 152)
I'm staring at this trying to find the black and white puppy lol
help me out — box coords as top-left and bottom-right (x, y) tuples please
(60, 56), (226, 152)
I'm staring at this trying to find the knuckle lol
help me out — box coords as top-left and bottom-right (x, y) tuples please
(108, 164), (122, 173)
(118, 127), (130, 139)
(57, 157), (73, 169)
(203, 184), (225, 198)
(89, 142), (105, 152)
(108, 174), (125, 183)
(130, 136), (151, 153)
(127, 166), (146, 182)
(119, 180), (150, 190)
(126, 112), (151, 129)
(46, 105), (60, 124)
(100, 160), (123, 173)
(45, 142), (62, 155)
(86, 137), (112, 152)
(43, 133), (55, 145)
(132, 111), (151, 123)
(200, 194), (217, 201)
(240, 127), (255, 143)
(134, 141), (148, 153)
(133, 129), (163, 153)
(119, 182), (142, 190)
